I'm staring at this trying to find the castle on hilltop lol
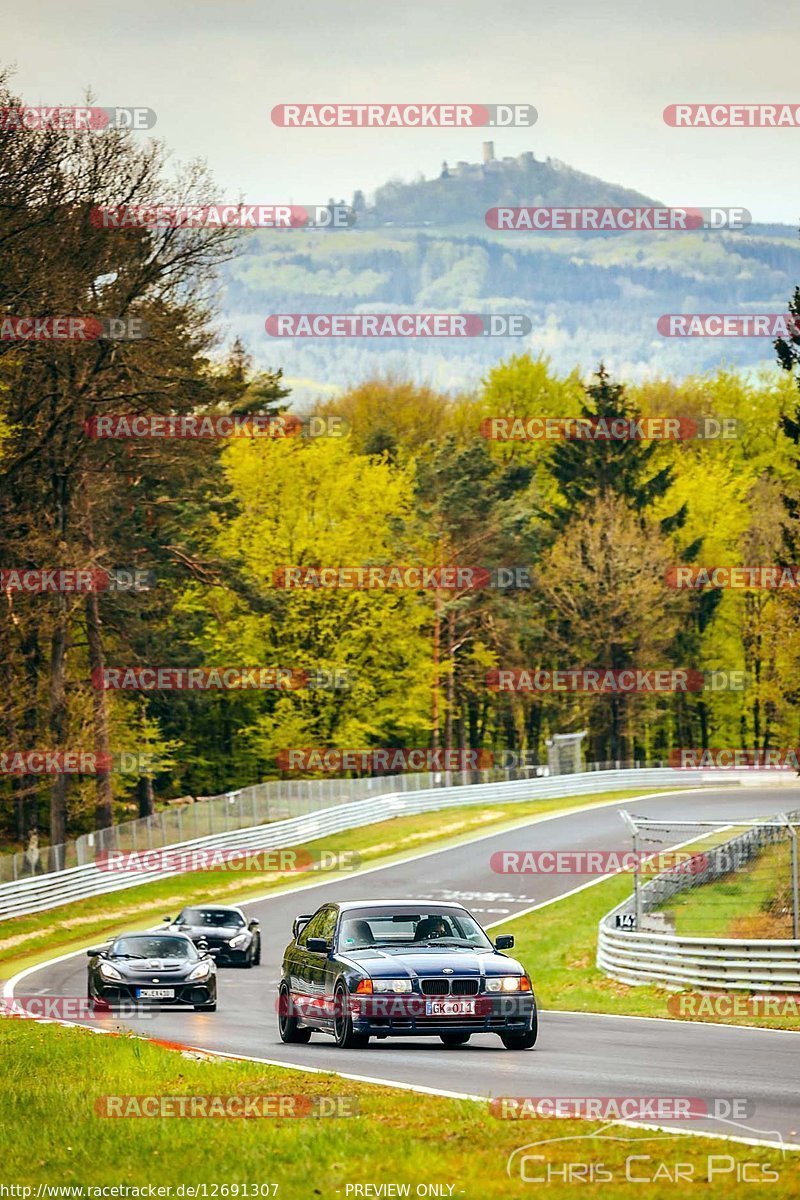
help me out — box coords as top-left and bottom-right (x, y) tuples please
(439, 141), (541, 180)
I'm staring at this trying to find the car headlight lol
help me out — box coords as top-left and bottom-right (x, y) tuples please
(486, 976), (522, 992)
(228, 933), (248, 948)
(188, 960), (212, 981)
(371, 979), (412, 994)
(99, 962), (122, 981)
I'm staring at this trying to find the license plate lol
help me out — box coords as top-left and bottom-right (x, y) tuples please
(136, 988), (175, 999)
(425, 998), (476, 1017)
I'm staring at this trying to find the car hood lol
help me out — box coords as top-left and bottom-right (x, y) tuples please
(107, 957), (199, 977)
(342, 946), (524, 977)
(183, 925), (244, 938)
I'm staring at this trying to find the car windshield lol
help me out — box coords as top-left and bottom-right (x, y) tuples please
(181, 908), (245, 928)
(338, 908), (493, 950)
(110, 936), (198, 960)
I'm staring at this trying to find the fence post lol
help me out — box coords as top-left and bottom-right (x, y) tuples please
(789, 820), (799, 940)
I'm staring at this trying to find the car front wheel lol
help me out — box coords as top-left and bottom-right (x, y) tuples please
(500, 1001), (538, 1050)
(333, 983), (369, 1049)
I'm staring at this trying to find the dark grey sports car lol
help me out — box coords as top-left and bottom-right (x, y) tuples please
(163, 904), (261, 967)
(87, 931), (217, 1011)
(278, 900), (537, 1049)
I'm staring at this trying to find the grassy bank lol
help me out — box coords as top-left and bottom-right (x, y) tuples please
(0, 1020), (794, 1197)
(0, 788), (680, 977)
(663, 840), (795, 939)
(499, 860), (800, 1032)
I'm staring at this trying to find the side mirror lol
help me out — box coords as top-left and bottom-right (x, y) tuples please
(495, 934), (515, 950)
(162, 915), (172, 925)
(306, 937), (330, 954)
(248, 919), (260, 929)
(86, 947), (106, 958)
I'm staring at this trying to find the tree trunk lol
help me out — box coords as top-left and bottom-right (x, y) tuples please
(86, 587), (114, 829)
(48, 600), (68, 855)
(137, 774), (155, 818)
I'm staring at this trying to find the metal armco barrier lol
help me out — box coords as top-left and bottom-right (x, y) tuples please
(598, 809), (800, 992)
(0, 766), (721, 921)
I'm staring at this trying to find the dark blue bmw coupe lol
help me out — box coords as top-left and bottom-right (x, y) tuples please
(277, 899), (537, 1049)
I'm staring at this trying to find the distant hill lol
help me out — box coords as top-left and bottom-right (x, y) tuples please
(219, 146), (800, 399)
(365, 147), (659, 227)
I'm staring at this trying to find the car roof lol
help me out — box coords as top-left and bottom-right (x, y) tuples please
(115, 930), (194, 940)
(336, 900), (469, 911)
(184, 904), (245, 914)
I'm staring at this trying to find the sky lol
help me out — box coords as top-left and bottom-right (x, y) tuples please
(6, 0), (800, 224)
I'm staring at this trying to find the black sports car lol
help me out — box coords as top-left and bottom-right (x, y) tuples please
(278, 900), (537, 1049)
(87, 931), (217, 1011)
(163, 904), (261, 967)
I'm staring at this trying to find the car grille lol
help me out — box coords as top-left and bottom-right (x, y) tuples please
(420, 978), (480, 996)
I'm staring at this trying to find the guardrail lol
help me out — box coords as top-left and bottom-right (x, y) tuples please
(597, 809), (800, 992)
(0, 765), (719, 921)
(1, 756), (673, 882)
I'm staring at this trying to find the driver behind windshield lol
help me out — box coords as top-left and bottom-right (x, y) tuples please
(413, 916), (451, 941)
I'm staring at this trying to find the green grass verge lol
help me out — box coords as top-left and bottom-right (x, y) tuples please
(664, 841), (795, 939)
(1, 1020), (795, 1196)
(0, 788), (680, 978)
(501, 864), (800, 1032)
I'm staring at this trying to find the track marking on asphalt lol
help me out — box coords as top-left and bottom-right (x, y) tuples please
(546, 1008), (800, 1036)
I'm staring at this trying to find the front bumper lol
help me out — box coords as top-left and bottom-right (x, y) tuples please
(93, 979), (216, 1008)
(348, 993), (536, 1036)
(206, 946), (250, 965)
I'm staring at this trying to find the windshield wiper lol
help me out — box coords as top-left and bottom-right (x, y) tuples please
(111, 953), (148, 960)
(420, 940), (476, 947)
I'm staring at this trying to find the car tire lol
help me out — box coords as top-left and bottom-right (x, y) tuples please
(333, 982), (370, 1049)
(440, 1033), (470, 1046)
(500, 1001), (538, 1050)
(253, 937), (261, 966)
(278, 983), (312, 1044)
(194, 1002), (217, 1012)
(242, 946), (254, 969)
